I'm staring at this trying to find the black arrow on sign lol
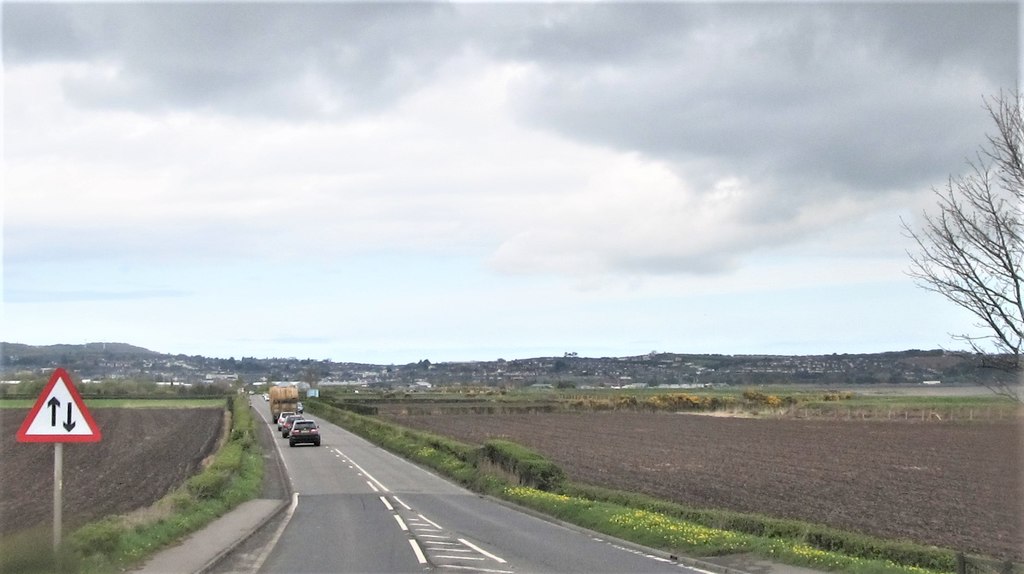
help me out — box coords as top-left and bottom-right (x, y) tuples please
(48, 397), (61, 427)
(64, 404), (76, 432)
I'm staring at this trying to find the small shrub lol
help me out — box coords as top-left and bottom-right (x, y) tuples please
(743, 389), (784, 407)
(186, 469), (231, 500)
(71, 518), (126, 556)
(170, 491), (194, 511)
(615, 395), (639, 409)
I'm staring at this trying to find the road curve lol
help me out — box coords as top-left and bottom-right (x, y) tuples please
(249, 405), (708, 574)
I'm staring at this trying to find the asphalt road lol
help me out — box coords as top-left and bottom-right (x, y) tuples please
(215, 404), (708, 574)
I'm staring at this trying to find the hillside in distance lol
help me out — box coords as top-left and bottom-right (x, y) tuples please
(2, 342), (156, 359)
(0, 342), (1010, 389)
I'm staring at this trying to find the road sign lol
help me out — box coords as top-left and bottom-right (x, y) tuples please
(16, 368), (101, 442)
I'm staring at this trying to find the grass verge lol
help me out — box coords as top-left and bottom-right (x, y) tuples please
(0, 396), (263, 574)
(308, 398), (1007, 574)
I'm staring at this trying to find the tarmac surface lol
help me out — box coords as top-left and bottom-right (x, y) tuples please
(130, 403), (822, 574)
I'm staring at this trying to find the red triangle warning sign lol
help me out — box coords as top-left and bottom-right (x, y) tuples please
(16, 368), (102, 443)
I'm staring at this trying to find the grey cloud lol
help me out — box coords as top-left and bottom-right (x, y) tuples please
(4, 3), (465, 117)
(504, 3), (1016, 198)
(6, 3), (1011, 130)
(864, 2), (1018, 81)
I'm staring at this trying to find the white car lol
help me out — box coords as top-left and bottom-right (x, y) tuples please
(276, 411), (295, 430)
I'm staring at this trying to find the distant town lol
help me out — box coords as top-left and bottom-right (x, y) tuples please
(0, 342), (1010, 392)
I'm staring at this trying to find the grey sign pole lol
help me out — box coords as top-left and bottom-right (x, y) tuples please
(54, 442), (63, 552)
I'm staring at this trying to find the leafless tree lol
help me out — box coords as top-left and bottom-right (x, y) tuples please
(903, 91), (1023, 401)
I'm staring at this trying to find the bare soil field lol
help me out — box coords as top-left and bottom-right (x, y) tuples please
(0, 408), (224, 536)
(385, 411), (1023, 560)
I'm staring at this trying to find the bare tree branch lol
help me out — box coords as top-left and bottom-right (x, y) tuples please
(902, 91), (1023, 401)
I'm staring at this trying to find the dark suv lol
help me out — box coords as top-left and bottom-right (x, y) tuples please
(288, 419), (321, 447)
(281, 414), (304, 438)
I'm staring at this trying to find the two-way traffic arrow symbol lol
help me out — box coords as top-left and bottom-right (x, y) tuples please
(46, 397), (76, 432)
(48, 397), (60, 426)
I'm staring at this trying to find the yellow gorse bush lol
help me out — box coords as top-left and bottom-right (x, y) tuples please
(504, 486), (571, 505)
(769, 542), (941, 574)
(608, 508), (747, 551)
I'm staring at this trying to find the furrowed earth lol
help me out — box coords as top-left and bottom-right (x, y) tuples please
(0, 407), (224, 536)
(382, 410), (1023, 560)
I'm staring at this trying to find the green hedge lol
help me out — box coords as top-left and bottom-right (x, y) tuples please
(316, 396), (379, 415)
(480, 440), (566, 491)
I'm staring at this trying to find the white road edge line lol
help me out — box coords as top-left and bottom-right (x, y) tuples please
(367, 481), (380, 492)
(409, 540), (428, 564)
(458, 539), (507, 563)
(456, 536), (507, 564)
(250, 491), (299, 572)
(392, 495), (413, 510)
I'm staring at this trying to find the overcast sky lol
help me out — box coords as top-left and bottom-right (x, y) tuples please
(2, 2), (1019, 364)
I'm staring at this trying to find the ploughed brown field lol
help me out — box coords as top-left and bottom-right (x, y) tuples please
(0, 408), (224, 536)
(383, 411), (1023, 560)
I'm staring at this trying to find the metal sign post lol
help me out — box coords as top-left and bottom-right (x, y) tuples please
(54, 443), (63, 552)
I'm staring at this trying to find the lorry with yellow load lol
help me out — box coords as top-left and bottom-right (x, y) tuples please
(268, 385), (300, 422)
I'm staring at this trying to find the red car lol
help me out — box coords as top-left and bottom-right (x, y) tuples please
(281, 414), (304, 438)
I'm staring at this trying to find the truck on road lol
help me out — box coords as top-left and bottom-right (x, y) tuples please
(269, 385), (300, 421)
